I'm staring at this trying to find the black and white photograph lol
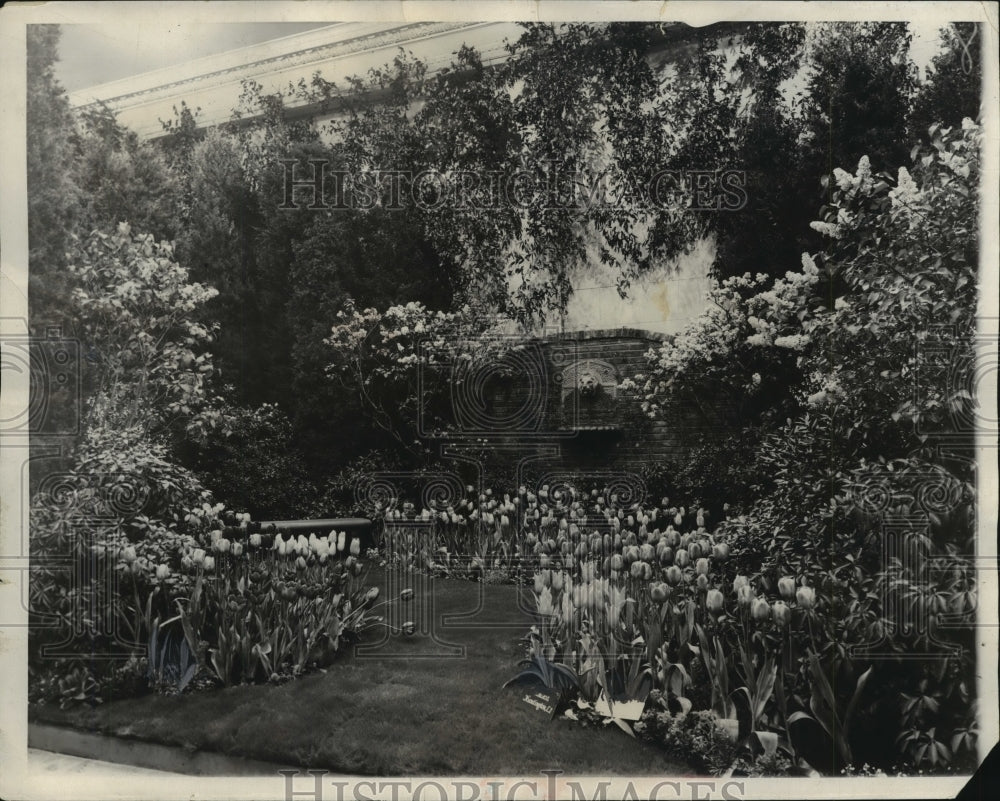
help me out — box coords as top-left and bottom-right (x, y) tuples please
(1, 2), (997, 799)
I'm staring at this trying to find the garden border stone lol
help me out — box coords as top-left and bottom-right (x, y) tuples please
(28, 723), (299, 776)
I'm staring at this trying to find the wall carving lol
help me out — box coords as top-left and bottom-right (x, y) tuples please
(560, 359), (619, 404)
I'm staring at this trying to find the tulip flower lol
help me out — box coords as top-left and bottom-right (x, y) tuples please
(630, 560), (644, 578)
(534, 573), (546, 595)
(696, 573), (709, 590)
(233, 542), (244, 557)
(217, 538), (231, 554)
(551, 571), (564, 592)
(155, 564), (170, 580)
(296, 556), (308, 571)
(796, 585), (816, 610)
(737, 584), (754, 607)
(665, 565), (683, 586)
(191, 548), (206, 566)
(537, 587), (555, 616)
(610, 554), (624, 572)
(751, 598), (771, 622)
(121, 546), (137, 565)
(658, 545), (674, 565)
(688, 542), (702, 559)
(639, 544), (655, 562)
(366, 587), (380, 603)
(772, 601), (791, 626)
(203, 555), (216, 572)
(249, 533), (262, 548)
(674, 549), (690, 568)
(778, 576), (796, 600)
(400, 588), (414, 602)
(706, 588), (724, 613)
(695, 557), (710, 576)
(733, 575), (750, 592)
(712, 543), (730, 562)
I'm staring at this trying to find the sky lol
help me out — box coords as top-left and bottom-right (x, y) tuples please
(54, 23), (332, 92)
(52, 20), (948, 93)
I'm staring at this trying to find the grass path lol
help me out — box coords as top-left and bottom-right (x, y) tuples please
(31, 570), (689, 776)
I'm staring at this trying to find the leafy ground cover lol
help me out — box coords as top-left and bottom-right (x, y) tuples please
(31, 569), (686, 776)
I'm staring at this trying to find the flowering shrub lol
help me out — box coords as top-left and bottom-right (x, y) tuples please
(30, 456), (212, 705)
(325, 300), (520, 451)
(69, 223), (225, 443)
(602, 122), (981, 774)
(30, 221), (234, 705)
(627, 269), (803, 427)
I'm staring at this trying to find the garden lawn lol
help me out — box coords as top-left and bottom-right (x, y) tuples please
(31, 570), (687, 776)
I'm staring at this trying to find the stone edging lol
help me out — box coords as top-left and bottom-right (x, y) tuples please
(28, 722), (301, 777)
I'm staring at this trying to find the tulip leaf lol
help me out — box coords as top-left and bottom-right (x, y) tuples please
(730, 686), (754, 741)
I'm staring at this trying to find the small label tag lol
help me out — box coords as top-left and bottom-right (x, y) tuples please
(521, 686), (561, 718)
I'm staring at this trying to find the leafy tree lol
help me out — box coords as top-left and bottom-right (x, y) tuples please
(186, 403), (316, 518)
(909, 23), (982, 141)
(75, 103), (185, 244)
(27, 24), (83, 335)
(800, 23), (917, 181)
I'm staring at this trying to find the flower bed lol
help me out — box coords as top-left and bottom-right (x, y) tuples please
(376, 482), (979, 777)
(30, 478), (382, 705)
(166, 516), (381, 688)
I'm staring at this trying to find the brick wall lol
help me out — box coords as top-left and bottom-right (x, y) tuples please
(466, 328), (727, 479)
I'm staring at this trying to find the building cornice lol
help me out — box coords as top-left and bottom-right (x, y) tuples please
(66, 21), (747, 141)
(68, 21), (521, 139)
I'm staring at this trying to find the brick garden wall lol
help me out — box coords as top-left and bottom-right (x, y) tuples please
(450, 328), (728, 483)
